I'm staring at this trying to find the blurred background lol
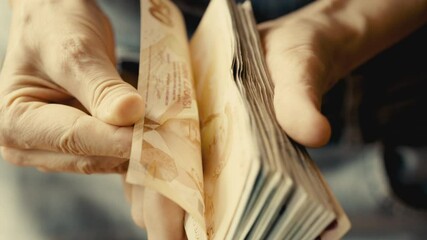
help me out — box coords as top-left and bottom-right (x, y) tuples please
(1, 0), (427, 239)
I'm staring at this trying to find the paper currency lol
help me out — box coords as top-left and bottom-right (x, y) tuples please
(127, 0), (205, 230)
(127, 0), (350, 239)
(189, 0), (260, 238)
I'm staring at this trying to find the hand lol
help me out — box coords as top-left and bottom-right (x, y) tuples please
(260, 0), (427, 147)
(0, 0), (186, 237)
(0, 0), (144, 173)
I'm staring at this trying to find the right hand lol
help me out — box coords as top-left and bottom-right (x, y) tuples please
(0, 0), (144, 173)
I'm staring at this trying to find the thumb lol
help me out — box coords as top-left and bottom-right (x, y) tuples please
(75, 57), (144, 126)
(273, 78), (331, 148)
(85, 69), (145, 127)
(46, 37), (144, 126)
(263, 30), (332, 147)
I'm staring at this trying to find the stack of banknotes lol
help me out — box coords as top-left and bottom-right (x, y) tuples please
(126, 0), (351, 239)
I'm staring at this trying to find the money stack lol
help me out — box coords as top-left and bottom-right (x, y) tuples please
(126, 0), (351, 239)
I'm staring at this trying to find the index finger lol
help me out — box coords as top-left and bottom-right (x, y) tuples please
(0, 102), (133, 158)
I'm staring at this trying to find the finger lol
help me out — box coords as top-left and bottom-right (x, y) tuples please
(143, 188), (186, 240)
(0, 146), (128, 174)
(44, 35), (144, 126)
(122, 175), (133, 203)
(131, 185), (146, 229)
(274, 83), (331, 147)
(61, 98), (90, 115)
(261, 26), (332, 147)
(0, 102), (133, 158)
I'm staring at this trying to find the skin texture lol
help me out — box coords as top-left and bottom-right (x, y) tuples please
(1, 0), (144, 172)
(1, 0), (427, 239)
(261, 0), (427, 147)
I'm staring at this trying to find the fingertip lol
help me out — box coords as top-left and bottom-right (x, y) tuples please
(107, 92), (145, 126)
(296, 113), (331, 148)
(274, 88), (331, 148)
(278, 108), (331, 148)
(114, 92), (145, 125)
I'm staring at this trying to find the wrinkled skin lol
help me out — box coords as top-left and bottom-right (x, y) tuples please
(261, 0), (427, 147)
(0, 0), (426, 239)
(0, 0), (144, 173)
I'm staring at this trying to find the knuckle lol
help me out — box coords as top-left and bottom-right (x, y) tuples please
(0, 98), (11, 146)
(58, 116), (90, 155)
(0, 111), (9, 147)
(271, 43), (327, 80)
(278, 43), (320, 64)
(111, 127), (132, 158)
(75, 159), (96, 175)
(0, 147), (25, 166)
(89, 78), (126, 112)
(0, 101), (24, 147)
(57, 35), (94, 71)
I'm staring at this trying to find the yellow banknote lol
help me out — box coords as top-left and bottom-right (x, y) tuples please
(127, 0), (205, 231)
